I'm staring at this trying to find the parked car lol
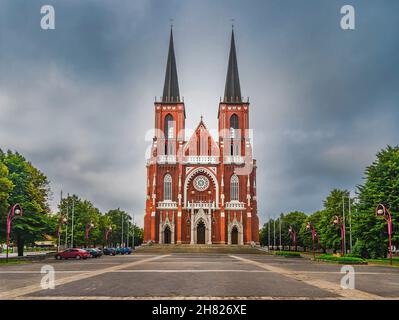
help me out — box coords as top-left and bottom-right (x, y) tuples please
(114, 247), (132, 255)
(94, 248), (103, 257)
(82, 248), (102, 258)
(103, 248), (116, 256)
(122, 247), (132, 255)
(55, 248), (90, 260)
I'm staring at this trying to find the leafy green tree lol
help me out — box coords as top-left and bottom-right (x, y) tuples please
(353, 145), (399, 258)
(104, 208), (132, 247)
(259, 223), (268, 246)
(58, 195), (101, 247)
(317, 189), (350, 253)
(0, 157), (14, 244)
(259, 218), (275, 248)
(131, 224), (144, 247)
(281, 211), (307, 250)
(1, 150), (51, 256)
(300, 210), (323, 252)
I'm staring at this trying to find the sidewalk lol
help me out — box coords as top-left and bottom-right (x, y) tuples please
(0, 251), (53, 259)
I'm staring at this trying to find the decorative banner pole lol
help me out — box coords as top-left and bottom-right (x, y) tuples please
(85, 223), (95, 248)
(306, 222), (318, 259)
(57, 216), (67, 252)
(333, 215), (345, 256)
(105, 225), (113, 247)
(376, 204), (393, 265)
(6, 204), (23, 262)
(288, 225), (297, 251)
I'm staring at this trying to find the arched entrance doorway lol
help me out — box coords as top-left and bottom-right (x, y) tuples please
(197, 221), (206, 244)
(164, 226), (171, 244)
(231, 226), (239, 245)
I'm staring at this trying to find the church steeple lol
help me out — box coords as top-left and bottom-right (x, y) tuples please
(223, 29), (242, 103)
(162, 28), (180, 102)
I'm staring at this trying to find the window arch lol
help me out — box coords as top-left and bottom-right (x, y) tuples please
(230, 174), (239, 201)
(230, 114), (239, 155)
(164, 114), (174, 139)
(230, 114), (239, 130)
(164, 114), (174, 155)
(164, 174), (172, 201)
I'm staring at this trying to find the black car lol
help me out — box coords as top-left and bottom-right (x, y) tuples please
(103, 247), (116, 256)
(82, 248), (102, 258)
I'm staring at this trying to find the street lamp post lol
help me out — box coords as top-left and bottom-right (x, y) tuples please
(57, 216), (67, 252)
(105, 225), (112, 247)
(376, 204), (393, 266)
(85, 223), (94, 248)
(306, 222), (318, 259)
(333, 215), (345, 256)
(288, 225), (297, 251)
(132, 214), (135, 250)
(6, 204), (23, 262)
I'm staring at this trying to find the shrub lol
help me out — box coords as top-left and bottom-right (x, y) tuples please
(274, 251), (301, 258)
(316, 254), (367, 264)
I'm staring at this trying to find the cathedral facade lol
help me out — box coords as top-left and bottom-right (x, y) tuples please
(144, 29), (259, 245)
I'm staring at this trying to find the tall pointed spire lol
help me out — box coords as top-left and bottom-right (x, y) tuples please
(223, 29), (242, 103)
(162, 27), (180, 102)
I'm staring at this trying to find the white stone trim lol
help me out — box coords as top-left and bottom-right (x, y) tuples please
(183, 167), (219, 208)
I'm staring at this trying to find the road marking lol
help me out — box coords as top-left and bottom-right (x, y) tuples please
(0, 254), (170, 300)
(230, 255), (384, 300)
(1, 269), (398, 275)
(15, 295), (399, 300)
(111, 269), (268, 273)
(11, 296), (350, 300)
(0, 269), (270, 274)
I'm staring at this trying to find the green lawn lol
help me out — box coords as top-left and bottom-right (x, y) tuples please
(366, 257), (399, 267)
(0, 259), (32, 265)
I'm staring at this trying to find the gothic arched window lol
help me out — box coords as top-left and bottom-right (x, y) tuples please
(164, 114), (174, 139)
(229, 114), (239, 155)
(230, 114), (239, 130)
(164, 174), (172, 201)
(164, 114), (175, 155)
(230, 174), (239, 201)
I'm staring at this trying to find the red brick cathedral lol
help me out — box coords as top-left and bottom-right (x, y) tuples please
(144, 29), (259, 245)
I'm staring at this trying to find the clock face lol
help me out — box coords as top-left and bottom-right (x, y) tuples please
(193, 175), (210, 192)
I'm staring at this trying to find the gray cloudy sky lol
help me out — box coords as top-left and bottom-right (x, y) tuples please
(1, 0), (398, 227)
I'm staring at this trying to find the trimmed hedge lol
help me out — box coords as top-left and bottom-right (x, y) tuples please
(274, 251), (302, 258)
(316, 254), (367, 264)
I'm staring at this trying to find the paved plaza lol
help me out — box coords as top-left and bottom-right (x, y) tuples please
(0, 252), (398, 300)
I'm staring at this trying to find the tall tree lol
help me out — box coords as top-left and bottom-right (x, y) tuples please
(353, 145), (399, 258)
(58, 194), (101, 247)
(0, 156), (14, 244)
(104, 208), (132, 247)
(2, 150), (51, 256)
(317, 189), (351, 253)
(300, 210), (323, 253)
(281, 211), (307, 250)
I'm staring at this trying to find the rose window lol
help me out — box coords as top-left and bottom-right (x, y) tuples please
(193, 175), (210, 191)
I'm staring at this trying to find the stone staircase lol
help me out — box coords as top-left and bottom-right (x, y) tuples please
(134, 244), (266, 254)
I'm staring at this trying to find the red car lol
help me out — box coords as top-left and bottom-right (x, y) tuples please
(55, 248), (90, 260)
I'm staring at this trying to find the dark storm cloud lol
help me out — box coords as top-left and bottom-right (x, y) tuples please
(1, 0), (398, 226)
